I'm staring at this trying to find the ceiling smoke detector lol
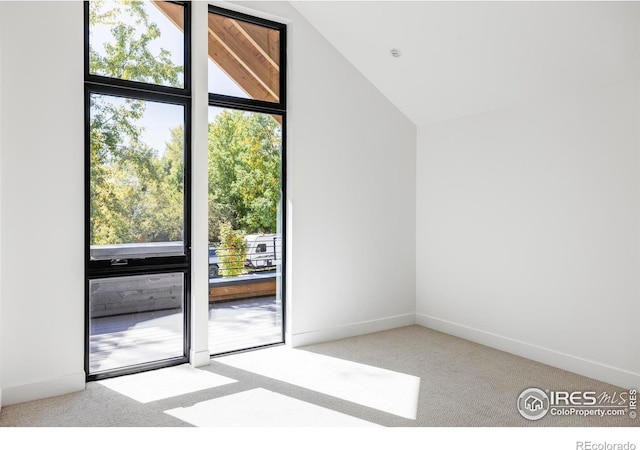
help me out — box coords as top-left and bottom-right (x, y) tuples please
(390, 48), (402, 58)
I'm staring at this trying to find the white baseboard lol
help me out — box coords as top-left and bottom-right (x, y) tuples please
(416, 313), (640, 390)
(1, 372), (86, 406)
(190, 349), (211, 368)
(291, 313), (415, 347)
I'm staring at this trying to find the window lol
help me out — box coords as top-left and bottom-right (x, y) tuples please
(88, 1), (186, 88)
(207, 10), (282, 102)
(207, 6), (286, 355)
(84, 1), (287, 377)
(88, 94), (186, 260)
(84, 0), (191, 380)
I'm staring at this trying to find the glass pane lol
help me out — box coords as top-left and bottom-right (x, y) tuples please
(89, 0), (185, 88)
(89, 272), (184, 373)
(89, 94), (185, 260)
(207, 107), (283, 354)
(208, 12), (281, 102)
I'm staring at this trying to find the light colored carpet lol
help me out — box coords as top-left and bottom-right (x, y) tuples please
(0, 325), (637, 427)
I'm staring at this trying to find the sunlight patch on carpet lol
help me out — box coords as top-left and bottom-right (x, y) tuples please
(164, 388), (381, 426)
(217, 347), (420, 419)
(97, 364), (237, 403)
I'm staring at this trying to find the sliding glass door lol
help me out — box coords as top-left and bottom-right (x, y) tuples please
(206, 6), (286, 355)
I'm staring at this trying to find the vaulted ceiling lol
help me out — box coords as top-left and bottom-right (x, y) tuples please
(290, 1), (640, 126)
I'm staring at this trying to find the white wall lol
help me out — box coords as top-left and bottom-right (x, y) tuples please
(189, 0), (213, 368)
(0, 2), (4, 412)
(416, 80), (640, 388)
(0, 2), (85, 405)
(230, 1), (417, 345)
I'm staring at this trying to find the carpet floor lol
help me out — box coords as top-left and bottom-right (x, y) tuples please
(0, 325), (637, 428)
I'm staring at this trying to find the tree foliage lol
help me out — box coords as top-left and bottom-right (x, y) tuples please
(217, 222), (247, 278)
(89, 0), (184, 245)
(89, 1), (282, 254)
(208, 111), (281, 244)
(89, 0), (183, 87)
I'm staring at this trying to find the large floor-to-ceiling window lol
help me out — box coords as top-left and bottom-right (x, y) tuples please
(84, 1), (286, 379)
(84, 0), (191, 380)
(206, 6), (286, 355)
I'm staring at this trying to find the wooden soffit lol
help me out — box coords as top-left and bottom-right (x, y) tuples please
(153, 2), (281, 105)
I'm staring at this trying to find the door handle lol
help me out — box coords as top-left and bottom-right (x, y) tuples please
(110, 259), (129, 266)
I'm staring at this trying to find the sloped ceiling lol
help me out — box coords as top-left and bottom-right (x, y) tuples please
(290, 1), (640, 126)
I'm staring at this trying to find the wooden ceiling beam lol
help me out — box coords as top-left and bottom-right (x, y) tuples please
(207, 36), (282, 124)
(207, 14), (279, 101)
(151, 1), (184, 32)
(207, 32), (277, 103)
(229, 19), (280, 69)
(151, 2), (283, 124)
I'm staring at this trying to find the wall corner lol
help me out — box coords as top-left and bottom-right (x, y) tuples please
(0, 0), (5, 413)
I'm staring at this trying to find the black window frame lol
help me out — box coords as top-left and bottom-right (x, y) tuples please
(84, 0), (192, 381)
(207, 5), (287, 356)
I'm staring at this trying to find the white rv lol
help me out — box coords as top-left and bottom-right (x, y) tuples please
(244, 233), (281, 269)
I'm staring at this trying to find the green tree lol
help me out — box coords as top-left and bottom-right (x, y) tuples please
(217, 222), (247, 277)
(89, 0), (185, 245)
(235, 113), (282, 233)
(141, 126), (185, 242)
(89, 0), (183, 87)
(89, 1), (281, 252)
(90, 94), (160, 244)
(208, 111), (281, 244)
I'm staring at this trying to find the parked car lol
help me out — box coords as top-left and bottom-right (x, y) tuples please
(209, 247), (220, 279)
